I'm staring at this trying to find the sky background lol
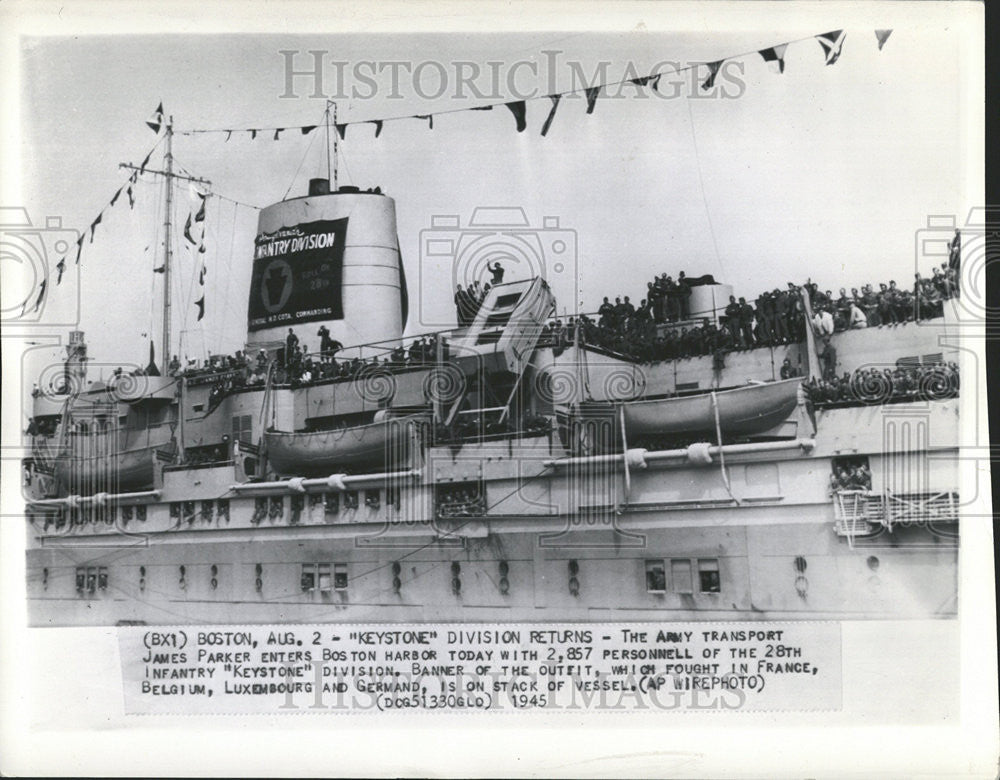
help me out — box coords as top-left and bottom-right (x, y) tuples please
(6, 3), (983, 383)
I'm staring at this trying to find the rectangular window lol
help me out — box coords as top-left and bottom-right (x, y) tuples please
(302, 563), (343, 593)
(671, 559), (693, 594)
(645, 560), (666, 593)
(77, 566), (108, 594)
(316, 563), (331, 591)
(698, 559), (721, 593)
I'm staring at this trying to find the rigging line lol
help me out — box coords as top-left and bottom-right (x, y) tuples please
(281, 122), (320, 200)
(685, 96), (724, 277)
(173, 30), (845, 136)
(214, 197), (234, 355)
(337, 129), (354, 186)
(147, 174), (166, 354)
(177, 181), (204, 358)
(160, 154), (263, 210)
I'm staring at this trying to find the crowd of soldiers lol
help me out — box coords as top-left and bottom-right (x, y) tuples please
(803, 361), (960, 408)
(454, 261), (506, 326)
(572, 262), (960, 363)
(437, 484), (487, 517)
(829, 457), (873, 492)
(167, 326), (451, 392)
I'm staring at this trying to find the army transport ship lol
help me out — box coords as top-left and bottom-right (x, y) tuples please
(22, 130), (961, 626)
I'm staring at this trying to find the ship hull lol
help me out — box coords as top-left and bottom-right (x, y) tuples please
(24, 514), (956, 626)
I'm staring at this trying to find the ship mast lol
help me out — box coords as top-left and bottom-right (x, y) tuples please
(162, 117), (174, 368)
(120, 116), (211, 371)
(325, 100), (338, 190)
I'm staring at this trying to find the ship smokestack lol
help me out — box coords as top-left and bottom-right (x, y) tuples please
(245, 183), (405, 352)
(308, 178), (330, 196)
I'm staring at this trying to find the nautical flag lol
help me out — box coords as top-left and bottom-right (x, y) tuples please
(817, 30), (847, 65)
(56, 257), (66, 284)
(153, 264), (165, 273)
(629, 74), (657, 87)
(75, 235), (84, 264)
(759, 44), (789, 73)
(250, 129), (258, 140)
(33, 279), (46, 313)
(225, 130), (233, 142)
(146, 340), (160, 376)
(110, 187), (122, 207)
(183, 214), (197, 245)
(273, 128), (283, 140)
(301, 125), (317, 135)
(370, 120), (383, 138)
(195, 295), (205, 321)
(875, 29), (892, 50)
(415, 114), (434, 130)
(505, 101), (527, 133)
(89, 212), (103, 242)
(194, 195), (207, 223)
(146, 102), (164, 133)
(471, 105), (494, 111)
(701, 61), (723, 91)
(199, 265), (206, 285)
(584, 86), (600, 114)
(335, 124), (346, 140)
(129, 171), (138, 183)
(126, 185), (135, 209)
(541, 94), (562, 137)
(139, 150), (153, 174)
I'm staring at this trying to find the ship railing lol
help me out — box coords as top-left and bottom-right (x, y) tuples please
(832, 488), (959, 544)
(883, 489), (959, 532)
(832, 489), (881, 547)
(301, 325), (462, 364)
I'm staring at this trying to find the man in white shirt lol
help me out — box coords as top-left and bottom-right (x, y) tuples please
(812, 307), (835, 337)
(849, 302), (868, 328)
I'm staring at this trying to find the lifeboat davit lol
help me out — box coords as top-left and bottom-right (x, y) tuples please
(264, 412), (430, 475)
(616, 378), (802, 437)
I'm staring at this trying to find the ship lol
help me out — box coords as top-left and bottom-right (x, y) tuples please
(22, 118), (961, 627)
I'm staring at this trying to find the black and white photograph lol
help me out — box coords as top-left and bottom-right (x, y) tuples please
(0, 1), (994, 776)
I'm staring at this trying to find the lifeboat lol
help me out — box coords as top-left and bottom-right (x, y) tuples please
(53, 441), (170, 492)
(264, 412), (430, 475)
(615, 378), (802, 437)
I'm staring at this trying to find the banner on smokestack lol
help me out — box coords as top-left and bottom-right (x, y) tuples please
(247, 218), (348, 332)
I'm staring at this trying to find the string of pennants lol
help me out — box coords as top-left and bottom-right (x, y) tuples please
(175, 29), (891, 141)
(24, 141), (161, 316)
(33, 127), (212, 323)
(29, 28), (893, 320)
